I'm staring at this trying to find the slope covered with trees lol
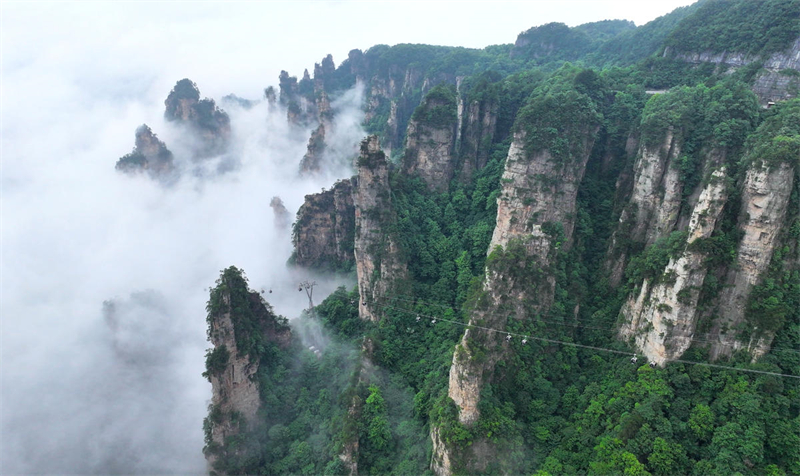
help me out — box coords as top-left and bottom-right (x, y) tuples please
(201, 1), (800, 474)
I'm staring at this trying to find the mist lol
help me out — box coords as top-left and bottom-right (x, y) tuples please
(2, 49), (365, 476)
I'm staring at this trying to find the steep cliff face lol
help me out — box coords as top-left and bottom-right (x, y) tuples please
(619, 166), (728, 364)
(753, 37), (800, 104)
(292, 179), (356, 271)
(431, 86), (604, 474)
(669, 35), (800, 104)
(458, 92), (498, 179)
(446, 124), (600, 422)
(203, 267), (291, 473)
(403, 85), (458, 191)
(607, 129), (683, 285)
(353, 136), (406, 321)
(300, 125), (327, 174)
(711, 161), (796, 359)
(362, 63), (456, 152)
(299, 76), (335, 175)
(164, 79), (231, 157)
(453, 99), (598, 418)
(614, 94), (799, 364)
(115, 124), (175, 178)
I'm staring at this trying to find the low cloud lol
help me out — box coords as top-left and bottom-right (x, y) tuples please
(2, 27), (364, 472)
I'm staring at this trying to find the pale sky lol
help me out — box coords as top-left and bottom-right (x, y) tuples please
(2, 1), (698, 101)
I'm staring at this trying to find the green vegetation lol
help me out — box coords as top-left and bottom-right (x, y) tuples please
(114, 150), (147, 171)
(206, 266), (289, 360)
(410, 84), (458, 129)
(203, 345), (230, 379)
(168, 78), (200, 101)
(664, 0), (800, 57)
(741, 99), (800, 168)
(208, 4), (800, 474)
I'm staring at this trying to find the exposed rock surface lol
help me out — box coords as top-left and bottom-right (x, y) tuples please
(403, 87), (458, 191)
(363, 65), (456, 152)
(115, 124), (175, 178)
(606, 129), (683, 285)
(203, 267), (291, 473)
(292, 180), (356, 270)
(711, 161), (796, 359)
(164, 79), (231, 157)
(353, 136), (406, 321)
(491, 128), (598, 265)
(299, 124), (327, 174)
(446, 120), (599, 427)
(458, 91), (498, 179)
(299, 79), (335, 175)
(619, 167), (728, 365)
(669, 35), (800, 104)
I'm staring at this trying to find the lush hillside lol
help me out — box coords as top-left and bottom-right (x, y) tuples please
(199, 1), (800, 475)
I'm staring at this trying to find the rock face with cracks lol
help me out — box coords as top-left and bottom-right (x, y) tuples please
(669, 35), (800, 105)
(353, 136), (406, 321)
(433, 118), (600, 475)
(606, 129), (684, 286)
(292, 180), (356, 271)
(619, 167), (729, 365)
(711, 161), (796, 359)
(403, 87), (458, 191)
(203, 267), (291, 474)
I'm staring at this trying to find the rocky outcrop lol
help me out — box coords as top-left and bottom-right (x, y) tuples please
(270, 196), (290, 230)
(458, 90), (498, 180)
(115, 124), (175, 178)
(363, 64), (455, 152)
(299, 78), (335, 175)
(354, 136), (406, 321)
(710, 161), (796, 359)
(164, 79), (231, 157)
(753, 37), (800, 104)
(619, 167), (728, 365)
(444, 109), (601, 428)
(292, 180), (356, 270)
(491, 127), (598, 264)
(606, 129), (683, 286)
(279, 70), (315, 126)
(430, 427), (453, 476)
(403, 85), (458, 191)
(669, 35), (800, 104)
(299, 124), (327, 174)
(203, 267), (291, 472)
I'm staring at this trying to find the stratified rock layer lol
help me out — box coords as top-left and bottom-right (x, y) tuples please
(354, 136), (406, 321)
(711, 161), (796, 359)
(292, 180), (356, 270)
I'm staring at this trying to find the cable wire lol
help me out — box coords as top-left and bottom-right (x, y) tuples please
(378, 303), (800, 380)
(376, 292), (800, 356)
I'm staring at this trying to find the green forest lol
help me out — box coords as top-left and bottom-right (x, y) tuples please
(204, 1), (800, 475)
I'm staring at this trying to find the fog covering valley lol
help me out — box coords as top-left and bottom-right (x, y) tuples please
(2, 21), (365, 474)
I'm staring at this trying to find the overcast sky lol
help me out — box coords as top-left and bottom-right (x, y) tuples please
(2, 1), (697, 100)
(1, 1), (698, 473)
